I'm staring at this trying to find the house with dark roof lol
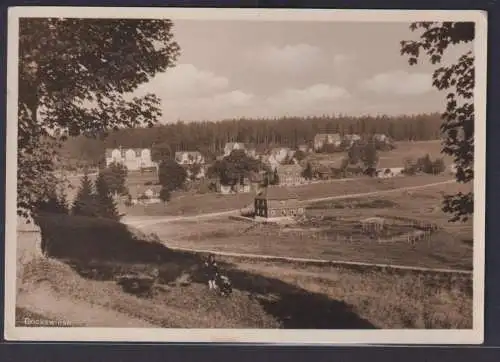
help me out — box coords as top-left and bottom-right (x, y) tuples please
(254, 187), (305, 219)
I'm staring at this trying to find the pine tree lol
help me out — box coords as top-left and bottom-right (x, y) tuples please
(302, 162), (313, 180)
(72, 173), (99, 217)
(159, 187), (171, 203)
(95, 172), (120, 220)
(272, 168), (280, 185)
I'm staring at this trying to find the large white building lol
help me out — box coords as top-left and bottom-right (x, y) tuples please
(105, 148), (157, 171)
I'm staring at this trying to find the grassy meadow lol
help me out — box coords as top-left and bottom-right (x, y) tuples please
(146, 180), (472, 270)
(16, 212), (472, 329)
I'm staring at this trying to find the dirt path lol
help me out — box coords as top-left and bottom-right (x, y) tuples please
(17, 284), (156, 328)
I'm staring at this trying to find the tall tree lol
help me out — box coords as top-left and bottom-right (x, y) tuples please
(302, 162), (313, 180)
(99, 162), (129, 196)
(401, 22), (474, 222)
(361, 142), (379, 176)
(95, 172), (120, 220)
(272, 168), (280, 185)
(158, 159), (187, 193)
(72, 173), (99, 217)
(18, 18), (180, 218)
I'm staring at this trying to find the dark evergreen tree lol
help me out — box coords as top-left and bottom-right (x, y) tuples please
(95, 172), (120, 220)
(302, 162), (313, 180)
(159, 187), (171, 203)
(272, 168), (280, 185)
(72, 173), (99, 217)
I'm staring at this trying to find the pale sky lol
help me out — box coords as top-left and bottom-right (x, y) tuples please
(134, 20), (472, 123)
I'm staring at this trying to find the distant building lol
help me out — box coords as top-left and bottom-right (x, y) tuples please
(246, 147), (258, 159)
(174, 151), (205, 165)
(313, 133), (342, 151)
(373, 133), (389, 143)
(297, 144), (311, 153)
(216, 175), (254, 194)
(105, 147), (157, 172)
(174, 151), (206, 180)
(277, 164), (306, 186)
(223, 142), (246, 157)
(268, 147), (294, 166)
(254, 187), (305, 219)
(127, 184), (162, 204)
(343, 134), (362, 147)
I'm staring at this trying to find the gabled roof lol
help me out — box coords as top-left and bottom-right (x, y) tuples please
(255, 186), (299, 201)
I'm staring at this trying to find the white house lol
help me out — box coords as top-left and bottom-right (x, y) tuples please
(373, 133), (389, 143)
(223, 142), (246, 157)
(174, 151), (205, 165)
(105, 147), (157, 171)
(269, 147), (294, 164)
(314, 133), (342, 151)
(344, 134), (362, 146)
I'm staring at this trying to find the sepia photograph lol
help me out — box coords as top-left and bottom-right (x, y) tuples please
(5, 7), (486, 344)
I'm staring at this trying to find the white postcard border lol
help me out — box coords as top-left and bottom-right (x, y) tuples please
(4, 6), (488, 344)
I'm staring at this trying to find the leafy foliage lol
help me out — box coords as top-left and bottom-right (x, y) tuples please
(99, 162), (129, 196)
(188, 163), (203, 181)
(159, 187), (171, 203)
(360, 142), (379, 172)
(151, 142), (173, 163)
(302, 162), (313, 180)
(208, 150), (265, 186)
(158, 159), (187, 192)
(33, 188), (69, 215)
(18, 18), (180, 217)
(401, 22), (474, 222)
(403, 154), (447, 176)
(294, 150), (307, 161)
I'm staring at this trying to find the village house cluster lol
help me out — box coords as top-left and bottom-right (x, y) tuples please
(105, 132), (397, 208)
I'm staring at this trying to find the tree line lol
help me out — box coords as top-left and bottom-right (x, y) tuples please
(57, 113), (442, 168)
(34, 163), (129, 220)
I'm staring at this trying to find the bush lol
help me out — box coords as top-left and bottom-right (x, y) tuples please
(403, 155), (445, 175)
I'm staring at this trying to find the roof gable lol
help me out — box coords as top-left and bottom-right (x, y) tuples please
(256, 186), (299, 201)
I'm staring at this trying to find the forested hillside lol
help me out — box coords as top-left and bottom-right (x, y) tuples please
(58, 113), (442, 167)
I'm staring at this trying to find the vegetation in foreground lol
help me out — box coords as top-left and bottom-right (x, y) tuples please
(17, 213), (472, 329)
